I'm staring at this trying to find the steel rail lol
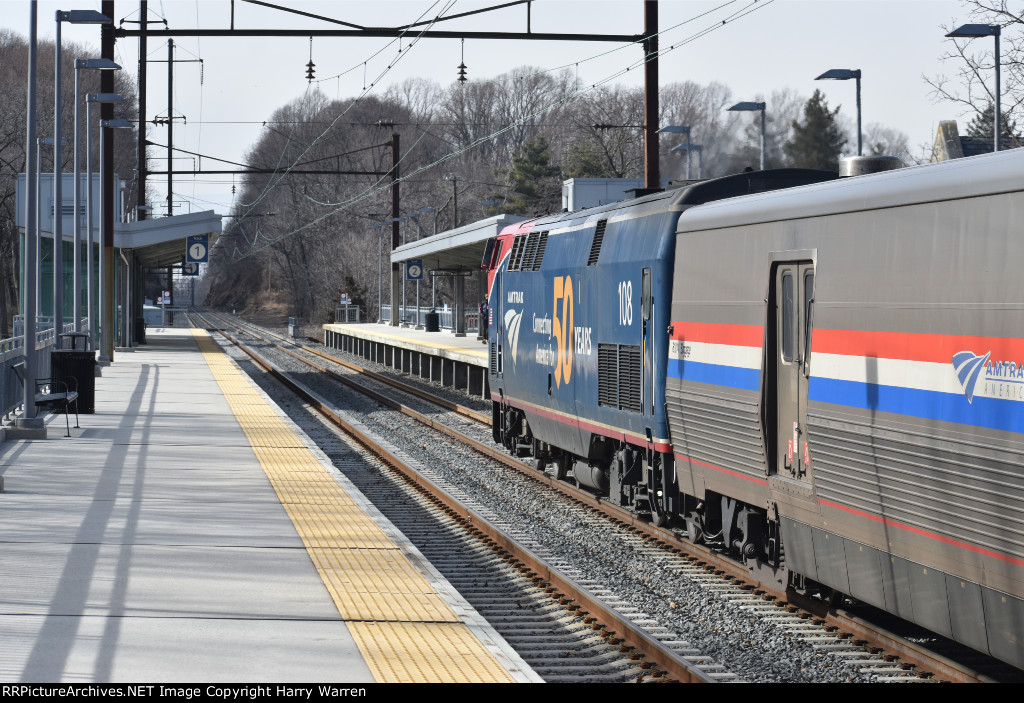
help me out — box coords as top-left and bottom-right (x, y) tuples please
(216, 314), (491, 425)
(194, 313), (719, 683)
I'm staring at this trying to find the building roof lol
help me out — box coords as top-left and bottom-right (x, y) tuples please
(391, 214), (527, 272)
(932, 120), (1022, 161)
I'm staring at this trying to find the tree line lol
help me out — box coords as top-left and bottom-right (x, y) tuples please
(206, 70), (911, 326)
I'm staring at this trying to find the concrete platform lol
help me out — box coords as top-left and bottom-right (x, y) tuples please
(0, 328), (535, 683)
(322, 323), (490, 398)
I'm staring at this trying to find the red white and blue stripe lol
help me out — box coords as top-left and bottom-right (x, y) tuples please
(810, 329), (1024, 434)
(667, 322), (763, 392)
(668, 323), (1024, 435)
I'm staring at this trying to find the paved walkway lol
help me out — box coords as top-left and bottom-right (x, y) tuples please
(0, 328), (533, 683)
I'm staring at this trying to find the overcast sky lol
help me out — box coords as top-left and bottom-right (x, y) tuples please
(7, 0), (980, 217)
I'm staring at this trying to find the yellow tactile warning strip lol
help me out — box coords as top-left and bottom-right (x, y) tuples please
(348, 622), (512, 684)
(191, 329), (515, 683)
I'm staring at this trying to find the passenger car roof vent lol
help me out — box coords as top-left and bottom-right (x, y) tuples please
(839, 155), (903, 177)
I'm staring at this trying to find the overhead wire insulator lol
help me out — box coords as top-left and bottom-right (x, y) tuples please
(457, 37), (467, 83)
(306, 36), (315, 83)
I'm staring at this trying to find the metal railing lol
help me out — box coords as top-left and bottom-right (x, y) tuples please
(1, 320), (86, 422)
(333, 305), (362, 323)
(378, 305), (478, 332)
(14, 315), (83, 338)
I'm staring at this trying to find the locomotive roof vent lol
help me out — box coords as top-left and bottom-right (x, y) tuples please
(839, 155), (903, 177)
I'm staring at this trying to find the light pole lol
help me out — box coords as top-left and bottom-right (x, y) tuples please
(728, 102), (767, 170)
(405, 212), (423, 328)
(946, 23), (1002, 151)
(390, 217), (401, 322)
(370, 223), (383, 322)
(86, 93), (123, 354)
(444, 174), (458, 228)
(74, 58), (119, 337)
(816, 69), (862, 156)
(99, 118), (133, 361)
(54, 9), (112, 336)
(671, 143), (703, 179)
(420, 207), (438, 307)
(18, 1), (41, 430)
(657, 125), (692, 178)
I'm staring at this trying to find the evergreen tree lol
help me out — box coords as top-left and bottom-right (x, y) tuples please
(784, 90), (847, 171)
(498, 137), (563, 216)
(966, 102), (1020, 142)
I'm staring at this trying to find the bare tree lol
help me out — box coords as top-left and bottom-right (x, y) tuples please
(659, 80), (741, 179)
(925, 1), (1024, 136)
(863, 123), (914, 163)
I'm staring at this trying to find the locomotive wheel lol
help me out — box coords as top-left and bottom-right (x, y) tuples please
(650, 500), (668, 527)
(551, 456), (568, 481)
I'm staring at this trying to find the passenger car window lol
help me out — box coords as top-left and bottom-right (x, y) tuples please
(781, 272), (794, 362)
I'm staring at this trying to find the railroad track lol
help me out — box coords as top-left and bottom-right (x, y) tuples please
(194, 310), (1016, 682)
(192, 310), (723, 682)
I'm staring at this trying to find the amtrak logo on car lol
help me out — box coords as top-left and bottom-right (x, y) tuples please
(952, 351), (991, 403)
(952, 350), (1024, 403)
(504, 308), (523, 365)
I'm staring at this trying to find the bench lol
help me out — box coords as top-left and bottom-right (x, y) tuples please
(11, 362), (80, 437)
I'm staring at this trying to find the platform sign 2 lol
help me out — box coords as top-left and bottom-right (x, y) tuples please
(406, 259), (423, 280)
(186, 235), (209, 263)
(181, 259), (199, 276)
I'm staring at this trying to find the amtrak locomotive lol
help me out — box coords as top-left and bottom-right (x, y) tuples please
(485, 149), (1024, 669)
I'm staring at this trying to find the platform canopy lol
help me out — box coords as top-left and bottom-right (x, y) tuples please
(391, 214), (527, 272)
(114, 210), (222, 268)
(15, 173), (222, 270)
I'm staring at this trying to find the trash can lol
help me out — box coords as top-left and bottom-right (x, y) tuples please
(51, 349), (96, 414)
(135, 317), (147, 345)
(425, 310), (440, 332)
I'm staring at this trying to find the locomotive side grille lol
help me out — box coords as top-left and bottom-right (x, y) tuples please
(598, 343), (618, 407)
(598, 343), (642, 412)
(588, 220), (607, 266)
(619, 345), (642, 412)
(531, 231), (549, 270)
(508, 234), (526, 271)
(490, 343), (498, 375)
(521, 232), (539, 271)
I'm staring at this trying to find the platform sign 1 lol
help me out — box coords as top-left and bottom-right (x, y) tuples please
(406, 259), (423, 280)
(181, 260), (199, 277)
(186, 234), (209, 263)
